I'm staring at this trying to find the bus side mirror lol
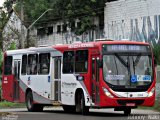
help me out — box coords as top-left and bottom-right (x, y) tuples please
(98, 59), (103, 68)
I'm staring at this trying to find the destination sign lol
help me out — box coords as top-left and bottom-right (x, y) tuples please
(102, 44), (151, 53)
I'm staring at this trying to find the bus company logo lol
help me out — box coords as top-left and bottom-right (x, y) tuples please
(62, 82), (77, 88)
(2, 115), (18, 120)
(68, 43), (94, 49)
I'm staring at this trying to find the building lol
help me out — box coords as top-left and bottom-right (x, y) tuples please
(34, 17), (104, 46)
(3, 9), (104, 49)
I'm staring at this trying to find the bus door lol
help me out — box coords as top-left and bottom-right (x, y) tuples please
(51, 57), (61, 101)
(13, 60), (21, 101)
(91, 56), (100, 105)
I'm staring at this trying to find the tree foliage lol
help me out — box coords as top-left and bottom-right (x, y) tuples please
(14, 0), (105, 34)
(0, 9), (7, 50)
(8, 41), (16, 50)
(53, 0), (105, 35)
(3, 0), (14, 12)
(15, 0), (54, 26)
(153, 45), (160, 65)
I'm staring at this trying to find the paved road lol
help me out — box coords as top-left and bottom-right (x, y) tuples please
(0, 107), (160, 120)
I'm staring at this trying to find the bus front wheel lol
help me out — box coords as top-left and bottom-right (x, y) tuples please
(26, 91), (43, 112)
(76, 92), (89, 115)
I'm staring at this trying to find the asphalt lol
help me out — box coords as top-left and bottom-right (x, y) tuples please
(0, 107), (160, 120)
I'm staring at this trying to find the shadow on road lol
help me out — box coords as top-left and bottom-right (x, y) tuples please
(41, 109), (147, 117)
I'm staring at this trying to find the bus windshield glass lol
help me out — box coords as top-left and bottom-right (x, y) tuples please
(102, 44), (153, 88)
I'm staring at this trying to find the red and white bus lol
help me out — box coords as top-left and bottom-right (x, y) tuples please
(2, 40), (156, 115)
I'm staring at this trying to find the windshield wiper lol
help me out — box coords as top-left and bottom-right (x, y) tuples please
(115, 53), (128, 68)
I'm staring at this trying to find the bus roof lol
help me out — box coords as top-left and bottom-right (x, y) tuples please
(53, 40), (150, 50)
(5, 40), (150, 55)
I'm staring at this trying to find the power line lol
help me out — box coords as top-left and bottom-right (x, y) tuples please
(25, 6), (105, 25)
(33, 10), (104, 26)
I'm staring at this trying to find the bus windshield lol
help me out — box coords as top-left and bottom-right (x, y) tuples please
(102, 45), (153, 88)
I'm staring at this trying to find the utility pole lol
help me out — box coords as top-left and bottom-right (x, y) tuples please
(20, 0), (24, 48)
(26, 9), (53, 47)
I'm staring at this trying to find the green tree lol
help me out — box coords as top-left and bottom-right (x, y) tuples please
(8, 41), (16, 50)
(0, 9), (7, 50)
(14, 0), (105, 35)
(54, 0), (105, 35)
(153, 45), (160, 65)
(3, 0), (15, 12)
(15, 0), (52, 24)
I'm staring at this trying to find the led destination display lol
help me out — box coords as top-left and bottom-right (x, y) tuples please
(102, 44), (151, 53)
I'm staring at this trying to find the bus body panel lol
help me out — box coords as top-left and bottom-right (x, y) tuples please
(2, 75), (14, 102)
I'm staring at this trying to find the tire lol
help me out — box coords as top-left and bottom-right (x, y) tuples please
(62, 105), (76, 113)
(124, 108), (131, 115)
(26, 91), (43, 112)
(76, 92), (89, 115)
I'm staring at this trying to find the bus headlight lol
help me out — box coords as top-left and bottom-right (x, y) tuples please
(102, 87), (114, 98)
(147, 87), (155, 97)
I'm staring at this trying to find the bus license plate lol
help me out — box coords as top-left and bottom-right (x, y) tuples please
(126, 103), (135, 106)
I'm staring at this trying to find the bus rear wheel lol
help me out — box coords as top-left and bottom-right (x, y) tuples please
(76, 92), (89, 115)
(26, 91), (43, 112)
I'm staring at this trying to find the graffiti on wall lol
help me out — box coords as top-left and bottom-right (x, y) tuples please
(106, 15), (160, 44)
(64, 29), (104, 44)
(37, 28), (104, 46)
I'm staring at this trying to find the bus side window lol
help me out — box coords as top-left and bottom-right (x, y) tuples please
(21, 55), (27, 75)
(4, 56), (13, 75)
(75, 50), (88, 73)
(39, 53), (50, 74)
(63, 51), (74, 73)
(27, 54), (38, 75)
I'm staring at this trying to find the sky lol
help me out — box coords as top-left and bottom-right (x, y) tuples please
(0, 0), (5, 7)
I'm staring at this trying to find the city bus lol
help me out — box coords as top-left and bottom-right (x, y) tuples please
(1, 40), (156, 115)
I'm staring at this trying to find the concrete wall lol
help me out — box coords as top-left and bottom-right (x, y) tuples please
(105, 0), (160, 44)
